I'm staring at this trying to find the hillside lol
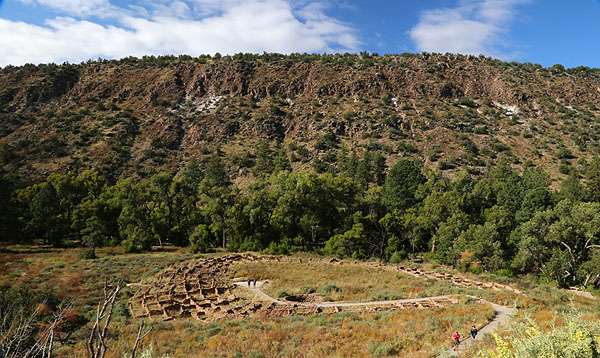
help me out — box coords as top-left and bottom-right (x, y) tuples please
(2, 53), (600, 185)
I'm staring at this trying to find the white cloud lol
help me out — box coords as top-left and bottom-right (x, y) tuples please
(18, 0), (113, 16)
(409, 0), (529, 57)
(0, 0), (359, 66)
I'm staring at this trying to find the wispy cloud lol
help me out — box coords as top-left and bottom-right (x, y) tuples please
(1, 0), (359, 66)
(18, 0), (115, 17)
(409, 0), (529, 58)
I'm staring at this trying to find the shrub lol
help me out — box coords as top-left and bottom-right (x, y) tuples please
(482, 311), (600, 358)
(189, 224), (212, 254)
(438, 160), (454, 170)
(367, 342), (400, 357)
(81, 248), (97, 260)
(456, 97), (478, 108)
(559, 163), (572, 175)
(389, 250), (407, 263)
(557, 148), (574, 159)
(372, 290), (404, 301)
(320, 284), (341, 295)
(474, 126), (488, 134)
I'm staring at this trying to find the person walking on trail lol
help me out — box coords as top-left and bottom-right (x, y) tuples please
(453, 332), (461, 351)
(253, 279), (257, 287)
(471, 325), (478, 339)
(247, 279), (251, 287)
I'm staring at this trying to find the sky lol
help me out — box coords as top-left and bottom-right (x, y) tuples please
(0, 0), (599, 68)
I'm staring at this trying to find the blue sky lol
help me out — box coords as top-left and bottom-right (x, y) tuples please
(0, 0), (599, 68)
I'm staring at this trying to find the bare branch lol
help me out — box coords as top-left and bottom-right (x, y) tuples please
(87, 279), (123, 358)
(130, 320), (152, 358)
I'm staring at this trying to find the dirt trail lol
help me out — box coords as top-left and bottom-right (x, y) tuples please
(234, 280), (451, 308)
(441, 296), (514, 357)
(235, 281), (515, 358)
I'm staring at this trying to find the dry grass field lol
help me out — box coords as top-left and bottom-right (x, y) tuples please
(230, 258), (463, 302)
(1, 246), (598, 357)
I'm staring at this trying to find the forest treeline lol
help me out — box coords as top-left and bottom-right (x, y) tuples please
(4, 146), (600, 289)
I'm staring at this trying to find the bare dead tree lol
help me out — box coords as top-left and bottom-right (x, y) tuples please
(130, 320), (152, 358)
(0, 301), (71, 358)
(0, 304), (41, 358)
(30, 304), (72, 358)
(87, 279), (122, 358)
(87, 279), (152, 358)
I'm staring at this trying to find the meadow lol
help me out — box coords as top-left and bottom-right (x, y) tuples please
(1, 246), (598, 357)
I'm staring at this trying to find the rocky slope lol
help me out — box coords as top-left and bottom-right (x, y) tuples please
(1, 53), (600, 185)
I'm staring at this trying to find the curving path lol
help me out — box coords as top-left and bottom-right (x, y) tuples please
(442, 296), (515, 357)
(234, 280), (515, 357)
(234, 280), (450, 308)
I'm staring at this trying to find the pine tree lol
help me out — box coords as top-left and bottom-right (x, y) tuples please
(586, 156), (600, 202)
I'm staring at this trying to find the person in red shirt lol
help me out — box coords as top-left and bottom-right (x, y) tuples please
(453, 332), (461, 351)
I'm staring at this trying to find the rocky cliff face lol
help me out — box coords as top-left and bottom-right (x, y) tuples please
(1, 54), (600, 185)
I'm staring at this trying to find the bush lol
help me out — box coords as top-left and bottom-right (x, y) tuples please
(263, 237), (306, 255)
(367, 342), (400, 357)
(559, 163), (572, 175)
(320, 284), (341, 295)
(482, 311), (600, 358)
(557, 148), (574, 159)
(438, 160), (454, 170)
(494, 268), (513, 278)
(300, 286), (316, 294)
(456, 97), (478, 108)
(389, 250), (407, 263)
(474, 126), (488, 134)
(81, 248), (96, 260)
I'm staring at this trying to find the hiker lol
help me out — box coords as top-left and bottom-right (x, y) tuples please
(253, 279), (257, 287)
(248, 279), (251, 287)
(471, 325), (478, 339)
(453, 332), (461, 351)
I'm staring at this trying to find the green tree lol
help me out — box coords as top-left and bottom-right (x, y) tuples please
(585, 156), (600, 202)
(494, 174), (523, 213)
(558, 173), (587, 202)
(372, 152), (387, 185)
(253, 141), (274, 177)
(198, 178), (234, 249)
(18, 171), (106, 246)
(344, 150), (359, 178)
(146, 173), (200, 246)
(117, 179), (155, 252)
(325, 221), (368, 259)
(273, 147), (292, 173)
(383, 159), (425, 212)
(355, 150), (373, 185)
(432, 212), (471, 264)
(455, 205), (513, 271)
(75, 180), (128, 248)
(19, 182), (68, 246)
(205, 155), (230, 187)
(269, 171), (358, 250)
(189, 224), (212, 253)
(513, 208), (556, 276)
(515, 188), (552, 223)
(0, 173), (21, 243)
(382, 208), (429, 256)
